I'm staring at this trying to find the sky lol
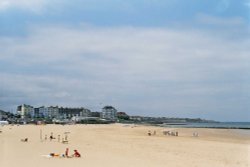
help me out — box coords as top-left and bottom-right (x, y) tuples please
(0, 0), (249, 121)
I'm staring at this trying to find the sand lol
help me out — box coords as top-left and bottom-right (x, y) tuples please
(0, 124), (249, 167)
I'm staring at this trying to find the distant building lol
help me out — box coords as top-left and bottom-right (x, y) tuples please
(33, 106), (47, 118)
(47, 106), (59, 119)
(117, 112), (129, 120)
(91, 112), (101, 118)
(80, 109), (91, 117)
(0, 110), (7, 120)
(129, 116), (142, 121)
(101, 106), (117, 121)
(16, 105), (93, 120)
(17, 104), (34, 119)
(58, 107), (90, 119)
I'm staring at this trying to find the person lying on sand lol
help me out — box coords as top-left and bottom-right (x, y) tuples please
(50, 153), (60, 157)
(42, 153), (65, 158)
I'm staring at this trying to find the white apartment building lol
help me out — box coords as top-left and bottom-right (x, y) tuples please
(33, 106), (59, 119)
(80, 109), (91, 117)
(17, 104), (34, 119)
(47, 106), (59, 119)
(101, 106), (117, 121)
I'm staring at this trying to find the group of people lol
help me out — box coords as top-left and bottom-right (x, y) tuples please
(49, 148), (81, 158)
(43, 132), (68, 143)
(193, 132), (199, 137)
(65, 148), (81, 158)
(148, 130), (156, 136)
(163, 130), (179, 136)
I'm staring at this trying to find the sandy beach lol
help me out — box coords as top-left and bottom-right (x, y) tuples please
(0, 124), (249, 167)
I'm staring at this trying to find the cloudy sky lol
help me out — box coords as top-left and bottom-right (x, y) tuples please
(0, 0), (249, 121)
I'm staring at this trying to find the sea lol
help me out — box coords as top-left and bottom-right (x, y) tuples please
(161, 122), (250, 130)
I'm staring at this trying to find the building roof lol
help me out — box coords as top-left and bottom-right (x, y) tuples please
(102, 106), (116, 110)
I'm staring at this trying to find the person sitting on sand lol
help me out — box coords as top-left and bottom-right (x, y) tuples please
(50, 135), (53, 141)
(72, 150), (81, 157)
(21, 138), (28, 142)
(50, 132), (56, 141)
(148, 130), (151, 136)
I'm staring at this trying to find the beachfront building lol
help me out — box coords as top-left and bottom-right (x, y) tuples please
(34, 107), (41, 118)
(33, 106), (60, 119)
(58, 107), (91, 119)
(80, 109), (91, 117)
(71, 109), (93, 122)
(17, 104), (34, 119)
(47, 106), (59, 119)
(101, 106), (117, 121)
(17, 104), (94, 120)
(33, 106), (48, 118)
(0, 110), (3, 120)
(117, 112), (129, 120)
(0, 110), (6, 120)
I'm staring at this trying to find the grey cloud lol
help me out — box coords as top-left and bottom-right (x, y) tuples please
(0, 25), (249, 121)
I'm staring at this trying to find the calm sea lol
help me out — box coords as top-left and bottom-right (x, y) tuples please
(161, 122), (250, 130)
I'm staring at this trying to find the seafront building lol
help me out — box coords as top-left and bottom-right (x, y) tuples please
(58, 107), (91, 119)
(0, 110), (3, 120)
(17, 104), (93, 120)
(33, 106), (60, 119)
(0, 110), (6, 120)
(17, 104), (34, 119)
(101, 106), (117, 121)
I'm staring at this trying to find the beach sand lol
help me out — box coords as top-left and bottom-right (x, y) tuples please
(0, 124), (249, 167)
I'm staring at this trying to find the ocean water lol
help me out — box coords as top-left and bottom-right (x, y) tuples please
(162, 122), (250, 129)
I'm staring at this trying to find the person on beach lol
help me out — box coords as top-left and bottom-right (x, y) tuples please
(73, 150), (81, 157)
(50, 133), (53, 141)
(65, 148), (69, 157)
(148, 130), (151, 136)
(49, 153), (60, 157)
(48, 153), (65, 158)
(50, 132), (56, 141)
(21, 138), (28, 142)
